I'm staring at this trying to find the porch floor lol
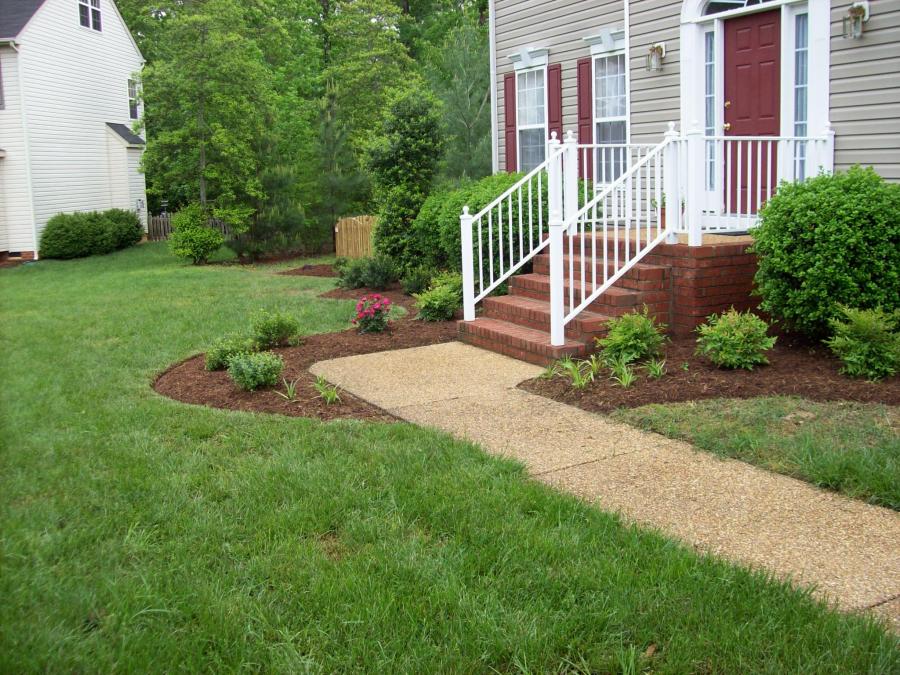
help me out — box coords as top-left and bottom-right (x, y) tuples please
(311, 342), (900, 631)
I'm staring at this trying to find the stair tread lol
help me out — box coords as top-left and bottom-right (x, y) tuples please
(461, 317), (588, 349)
(483, 294), (610, 321)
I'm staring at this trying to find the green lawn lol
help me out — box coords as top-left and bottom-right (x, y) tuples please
(614, 397), (900, 511)
(2, 243), (897, 672)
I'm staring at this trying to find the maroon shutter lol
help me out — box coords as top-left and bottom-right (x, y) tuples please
(504, 73), (517, 173)
(547, 63), (562, 143)
(576, 57), (593, 180)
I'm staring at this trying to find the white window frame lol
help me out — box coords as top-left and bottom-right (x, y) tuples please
(592, 50), (630, 183)
(514, 65), (548, 173)
(78, 0), (102, 32)
(128, 78), (139, 120)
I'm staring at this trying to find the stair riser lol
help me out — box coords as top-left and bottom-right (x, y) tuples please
(482, 302), (609, 341)
(531, 259), (668, 291)
(511, 275), (668, 308)
(458, 325), (589, 366)
(533, 254), (670, 283)
(509, 284), (669, 320)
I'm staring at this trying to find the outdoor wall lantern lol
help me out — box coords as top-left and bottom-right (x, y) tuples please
(646, 43), (666, 72)
(842, 2), (870, 40)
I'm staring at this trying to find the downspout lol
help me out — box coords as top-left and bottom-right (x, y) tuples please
(4, 40), (39, 259)
(488, 0), (499, 174)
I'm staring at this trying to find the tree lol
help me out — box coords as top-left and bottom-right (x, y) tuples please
(140, 0), (274, 229)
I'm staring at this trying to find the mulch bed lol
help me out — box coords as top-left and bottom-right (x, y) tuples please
(153, 286), (458, 421)
(279, 264), (337, 278)
(520, 334), (900, 413)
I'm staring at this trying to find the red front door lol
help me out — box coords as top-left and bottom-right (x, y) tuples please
(724, 9), (780, 214)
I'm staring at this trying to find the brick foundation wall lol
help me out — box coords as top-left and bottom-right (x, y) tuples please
(644, 240), (758, 337)
(1, 251), (36, 262)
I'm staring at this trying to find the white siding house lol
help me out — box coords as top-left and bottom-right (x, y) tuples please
(0, 0), (147, 259)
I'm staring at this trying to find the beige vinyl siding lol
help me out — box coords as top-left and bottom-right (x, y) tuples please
(628, 0), (682, 143)
(0, 46), (34, 253)
(830, 1), (900, 180)
(494, 0), (625, 171)
(17, 0), (146, 243)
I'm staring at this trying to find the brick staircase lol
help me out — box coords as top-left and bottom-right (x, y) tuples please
(458, 240), (672, 366)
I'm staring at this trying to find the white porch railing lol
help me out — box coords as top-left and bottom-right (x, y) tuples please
(460, 122), (834, 347)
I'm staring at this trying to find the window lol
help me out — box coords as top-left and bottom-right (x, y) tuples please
(704, 31), (716, 190)
(128, 79), (139, 119)
(794, 13), (809, 180)
(593, 53), (627, 181)
(79, 0), (101, 31)
(516, 68), (546, 172)
(704, 0), (774, 15)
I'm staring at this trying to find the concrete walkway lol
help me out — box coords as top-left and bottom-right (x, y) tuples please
(310, 342), (900, 629)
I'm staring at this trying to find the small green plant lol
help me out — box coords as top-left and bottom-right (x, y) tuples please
(205, 334), (258, 371)
(275, 377), (301, 402)
(353, 294), (393, 333)
(696, 308), (776, 370)
(645, 358), (667, 379)
(826, 306), (900, 380)
(337, 255), (400, 291)
(227, 351), (284, 391)
(401, 266), (435, 295)
(251, 310), (300, 348)
(415, 284), (458, 322)
(681, 361), (690, 371)
(168, 204), (224, 264)
(314, 375), (341, 405)
(558, 356), (593, 390)
(585, 353), (606, 379)
(607, 355), (637, 388)
(596, 306), (667, 364)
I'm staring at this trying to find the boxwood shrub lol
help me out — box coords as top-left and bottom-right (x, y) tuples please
(40, 209), (142, 259)
(227, 351), (284, 390)
(826, 306), (900, 380)
(752, 166), (900, 337)
(695, 308), (776, 370)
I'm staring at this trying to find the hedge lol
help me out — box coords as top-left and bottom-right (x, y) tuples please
(40, 209), (142, 259)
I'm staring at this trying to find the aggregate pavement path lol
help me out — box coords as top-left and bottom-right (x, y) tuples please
(310, 342), (900, 630)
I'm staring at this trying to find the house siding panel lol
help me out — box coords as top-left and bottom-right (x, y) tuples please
(0, 46), (35, 253)
(830, 2), (900, 180)
(17, 0), (146, 246)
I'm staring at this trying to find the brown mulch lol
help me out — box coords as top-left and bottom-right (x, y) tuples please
(519, 334), (900, 413)
(279, 264), (337, 278)
(153, 288), (459, 421)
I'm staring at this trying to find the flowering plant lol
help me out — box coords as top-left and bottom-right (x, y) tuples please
(352, 294), (392, 333)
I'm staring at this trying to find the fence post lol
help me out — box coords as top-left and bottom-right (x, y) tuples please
(460, 206), (476, 322)
(663, 121), (680, 244)
(548, 132), (565, 347)
(685, 120), (704, 247)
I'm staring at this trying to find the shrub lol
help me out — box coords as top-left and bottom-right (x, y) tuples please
(408, 190), (450, 270)
(752, 166), (900, 337)
(695, 308), (776, 370)
(336, 255), (399, 291)
(251, 310), (300, 348)
(40, 209), (142, 259)
(352, 294), (392, 333)
(596, 306), (667, 364)
(205, 335), (258, 371)
(168, 203), (224, 264)
(227, 351), (284, 390)
(415, 273), (462, 322)
(401, 266), (435, 295)
(826, 306), (900, 380)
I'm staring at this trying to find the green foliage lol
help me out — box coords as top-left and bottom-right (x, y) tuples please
(369, 89), (445, 270)
(251, 310), (301, 349)
(337, 255), (399, 291)
(752, 166), (900, 337)
(415, 272), (462, 321)
(695, 309), (776, 370)
(314, 375), (342, 405)
(39, 210), (142, 259)
(606, 355), (637, 388)
(596, 307), (667, 364)
(408, 190), (451, 270)
(555, 356), (593, 390)
(826, 307), (900, 381)
(645, 358), (667, 379)
(401, 266), (436, 295)
(274, 377), (301, 402)
(205, 334), (259, 371)
(168, 204), (225, 264)
(227, 350), (284, 390)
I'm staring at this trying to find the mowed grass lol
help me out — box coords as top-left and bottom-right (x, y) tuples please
(614, 397), (900, 511)
(1, 244), (897, 672)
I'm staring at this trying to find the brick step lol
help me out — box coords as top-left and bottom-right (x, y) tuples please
(457, 317), (591, 366)
(532, 254), (669, 291)
(482, 295), (611, 340)
(509, 273), (670, 318)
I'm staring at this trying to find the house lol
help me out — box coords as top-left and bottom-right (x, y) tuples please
(457, 0), (900, 364)
(0, 0), (147, 261)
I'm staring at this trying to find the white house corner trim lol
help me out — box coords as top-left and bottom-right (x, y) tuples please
(488, 0), (499, 174)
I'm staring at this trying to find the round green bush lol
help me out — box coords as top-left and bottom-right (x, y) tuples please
(168, 204), (224, 264)
(695, 308), (776, 370)
(752, 166), (900, 337)
(104, 209), (143, 250)
(40, 209), (143, 259)
(227, 351), (284, 391)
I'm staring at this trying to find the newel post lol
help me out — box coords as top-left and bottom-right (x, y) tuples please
(547, 132), (565, 347)
(685, 120), (704, 247)
(663, 121), (680, 244)
(563, 131), (579, 233)
(460, 206), (476, 322)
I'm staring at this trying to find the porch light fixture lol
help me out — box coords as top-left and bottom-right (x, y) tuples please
(842, 1), (869, 39)
(646, 43), (666, 72)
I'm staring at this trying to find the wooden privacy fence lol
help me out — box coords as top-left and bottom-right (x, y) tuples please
(335, 215), (375, 258)
(147, 214), (230, 241)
